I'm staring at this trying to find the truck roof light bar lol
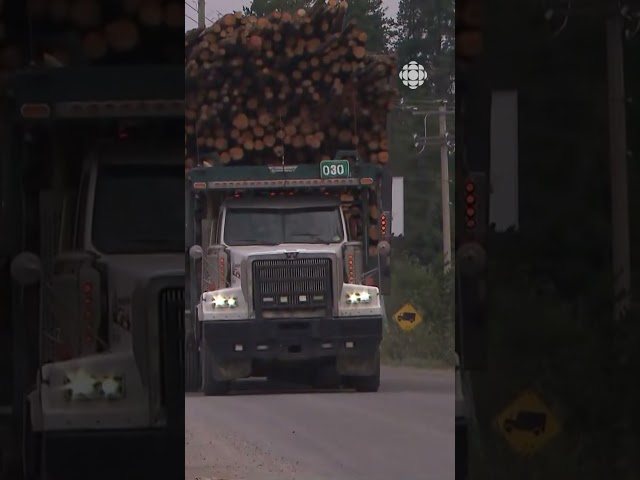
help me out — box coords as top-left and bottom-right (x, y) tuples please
(20, 103), (51, 119)
(194, 178), (369, 190)
(20, 100), (184, 119)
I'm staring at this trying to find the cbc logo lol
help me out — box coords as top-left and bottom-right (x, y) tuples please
(399, 61), (427, 90)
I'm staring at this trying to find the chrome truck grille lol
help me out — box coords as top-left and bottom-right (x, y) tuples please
(158, 287), (184, 412)
(252, 258), (332, 316)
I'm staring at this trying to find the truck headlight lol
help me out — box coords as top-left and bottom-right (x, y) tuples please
(341, 284), (379, 307)
(212, 295), (238, 308)
(346, 291), (372, 304)
(200, 288), (247, 318)
(63, 370), (124, 401)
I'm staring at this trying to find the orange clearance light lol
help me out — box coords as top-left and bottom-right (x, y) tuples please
(348, 254), (355, 282)
(20, 103), (51, 119)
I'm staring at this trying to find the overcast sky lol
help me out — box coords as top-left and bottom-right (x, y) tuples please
(185, 0), (400, 31)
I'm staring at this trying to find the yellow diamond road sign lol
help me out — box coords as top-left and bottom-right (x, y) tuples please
(393, 303), (422, 331)
(495, 389), (561, 456)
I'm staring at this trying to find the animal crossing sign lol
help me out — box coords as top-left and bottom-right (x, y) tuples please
(392, 303), (423, 331)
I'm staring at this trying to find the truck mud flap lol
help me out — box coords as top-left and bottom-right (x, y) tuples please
(336, 351), (379, 376)
(206, 348), (251, 381)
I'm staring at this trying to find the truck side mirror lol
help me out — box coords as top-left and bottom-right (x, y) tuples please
(189, 245), (203, 260)
(10, 252), (42, 287)
(377, 240), (390, 258)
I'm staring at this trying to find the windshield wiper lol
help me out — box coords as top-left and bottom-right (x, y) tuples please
(229, 240), (282, 246)
(116, 238), (182, 248)
(287, 233), (336, 244)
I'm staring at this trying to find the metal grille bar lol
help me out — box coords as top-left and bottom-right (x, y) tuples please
(252, 258), (332, 314)
(158, 287), (184, 413)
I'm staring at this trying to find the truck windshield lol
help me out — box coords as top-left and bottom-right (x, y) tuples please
(92, 164), (184, 254)
(224, 207), (344, 245)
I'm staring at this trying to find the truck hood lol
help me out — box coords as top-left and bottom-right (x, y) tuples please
(102, 254), (184, 280)
(100, 253), (184, 298)
(228, 243), (342, 262)
(226, 244), (342, 286)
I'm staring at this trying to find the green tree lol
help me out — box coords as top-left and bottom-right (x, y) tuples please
(243, 0), (311, 17)
(395, 0), (454, 100)
(388, 0), (455, 266)
(244, 0), (394, 53)
(344, 0), (395, 52)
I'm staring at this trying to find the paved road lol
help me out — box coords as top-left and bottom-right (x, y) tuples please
(185, 366), (454, 480)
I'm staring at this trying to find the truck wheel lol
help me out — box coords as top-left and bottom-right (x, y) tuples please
(22, 403), (41, 480)
(203, 375), (231, 396)
(184, 342), (200, 392)
(201, 342), (230, 396)
(352, 354), (381, 393)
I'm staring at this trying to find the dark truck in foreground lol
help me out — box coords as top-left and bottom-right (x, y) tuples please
(1, 66), (184, 479)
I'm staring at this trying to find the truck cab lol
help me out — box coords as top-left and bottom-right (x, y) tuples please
(188, 158), (398, 395)
(27, 139), (184, 428)
(216, 194), (349, 288)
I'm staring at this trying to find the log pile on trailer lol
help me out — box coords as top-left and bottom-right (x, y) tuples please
(0, 0), (183, 71)
(184, 0), (397, 171)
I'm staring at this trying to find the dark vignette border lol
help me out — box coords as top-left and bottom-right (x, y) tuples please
(456, 0), (640, 478)
(1, 2), (185, 479)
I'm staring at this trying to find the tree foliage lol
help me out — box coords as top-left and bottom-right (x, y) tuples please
(382, 255), (454, 366)
(243, 0), (311, 17)
(395, 0), (454, 100)
(343, 0), (394, 52)
(244, 0), (393, 52)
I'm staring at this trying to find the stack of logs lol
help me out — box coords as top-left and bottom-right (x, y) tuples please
(0, 0), (183, 72)
(185, 0), (397, 170)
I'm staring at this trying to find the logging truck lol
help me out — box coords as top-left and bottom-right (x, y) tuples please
(186, 154), (402, 395)
(2, 66), (184, 479)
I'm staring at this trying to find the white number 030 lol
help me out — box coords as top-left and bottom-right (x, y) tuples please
(322, 163), (345, 176)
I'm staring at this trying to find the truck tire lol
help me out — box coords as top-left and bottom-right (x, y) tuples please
(184, 342), (200, 392)
(201, 341), (230, 396)
(21, 402), (41, 480)
(352, 353), (381, 393)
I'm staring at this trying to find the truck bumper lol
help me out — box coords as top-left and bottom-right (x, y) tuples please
(42, 428), (181, 480)
(202, 316), (382, 377)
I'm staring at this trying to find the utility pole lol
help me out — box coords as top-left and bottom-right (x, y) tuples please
(606, 10), (631, 319)
(439, 102), (452, 272)
(197, 0), (206, 28)
(408, 102), (454, 273)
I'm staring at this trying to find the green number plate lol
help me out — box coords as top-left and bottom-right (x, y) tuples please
(319, 160), (350, 179)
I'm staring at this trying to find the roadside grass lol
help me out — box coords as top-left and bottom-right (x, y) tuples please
(381, 255), (455, 369)
(467, 259), (640, 480)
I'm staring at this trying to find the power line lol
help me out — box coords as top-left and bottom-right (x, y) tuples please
(185, 1), (214, 25)
(186, 13), (197, 24)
